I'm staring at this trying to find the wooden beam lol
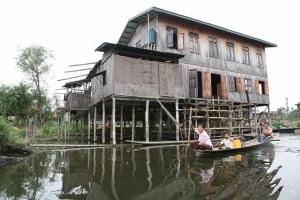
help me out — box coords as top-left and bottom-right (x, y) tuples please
(131, 105), (135, 141)
(145, 99), (149, 142)
(88, 110), (91, 141)
(112, 97), (116, 145)
(176, 100), (179, 141)
(120, 105), (123, 141)
(57, 74), (88, 81)
(93, 106), (97, 142)
(158, 108), (162, 140)
(102, 101), (106, 144)
(69, 62), (97, 67)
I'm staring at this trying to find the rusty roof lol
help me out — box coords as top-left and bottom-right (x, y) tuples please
(117, 7), (277, 48)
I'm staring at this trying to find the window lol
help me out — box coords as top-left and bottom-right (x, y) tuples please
(178, 33), (184, 50)
(101, 71), (106, 86)
(189, 32), (199, 53)
(226, 42), (235, 61)
(256, 50), (263, 67)
(209, 37), (218, 58)
(167, 27), (178, 49)
(244, 79), (252, 93)
(242, 47), (250, 64)
(167, 27), (184, 50)
(228, 76), (237, 92)
(256, 80), (268, 95)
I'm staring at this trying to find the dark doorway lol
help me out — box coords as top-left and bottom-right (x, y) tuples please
(211, 73), (221, 98)
(197, 72), (203, 98)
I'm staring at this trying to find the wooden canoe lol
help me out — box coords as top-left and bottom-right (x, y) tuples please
(193, 137), (276, 154)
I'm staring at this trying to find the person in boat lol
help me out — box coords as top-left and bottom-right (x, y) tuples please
(261, 122), (273, 138)
(215, 132), (233, 149)
(189, 121), (213, 150)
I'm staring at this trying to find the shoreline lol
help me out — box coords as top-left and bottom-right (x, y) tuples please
(0, 145), (32, 166)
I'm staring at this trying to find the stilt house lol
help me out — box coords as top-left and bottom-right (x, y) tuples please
(64, 7), (276, 144)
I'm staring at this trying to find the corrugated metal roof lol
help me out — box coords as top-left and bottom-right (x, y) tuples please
(117, 7), (277, 48)
(95, 42), (184, 62)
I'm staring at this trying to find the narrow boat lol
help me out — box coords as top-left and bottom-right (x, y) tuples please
(193, 135), (278, 154)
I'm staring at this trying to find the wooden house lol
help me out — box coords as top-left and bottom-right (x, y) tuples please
(66, 7), (276, 144)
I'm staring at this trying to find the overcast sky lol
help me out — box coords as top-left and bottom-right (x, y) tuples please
(1, 0), (299, 111)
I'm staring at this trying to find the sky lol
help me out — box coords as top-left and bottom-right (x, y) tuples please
(1, 0), (300, 111)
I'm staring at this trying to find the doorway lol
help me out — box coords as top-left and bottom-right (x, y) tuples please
(211, 73), (221, 98)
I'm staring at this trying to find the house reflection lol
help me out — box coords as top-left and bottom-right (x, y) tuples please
(56, 144), (282, 199)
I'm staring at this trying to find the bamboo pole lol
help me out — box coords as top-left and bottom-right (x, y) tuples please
(132, 105), (135, 141)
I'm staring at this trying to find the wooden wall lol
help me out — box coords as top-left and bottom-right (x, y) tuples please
(67, 92), (90, 110)
(90, 53), (185, 106)
(127, 13), (271, 104)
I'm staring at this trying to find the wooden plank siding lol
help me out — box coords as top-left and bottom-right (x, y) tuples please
(126, 13), (270, 105)
(90, 53), (185, 105)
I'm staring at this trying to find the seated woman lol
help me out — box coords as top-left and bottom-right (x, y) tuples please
(189, 121), (213, 150)
(261, 122), (273, 138)
(215, 132), (233, 149)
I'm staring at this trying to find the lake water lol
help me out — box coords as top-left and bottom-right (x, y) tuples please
(0, 135), (299, 200)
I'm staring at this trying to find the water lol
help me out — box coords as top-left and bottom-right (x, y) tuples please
(0, 135), (299, 200)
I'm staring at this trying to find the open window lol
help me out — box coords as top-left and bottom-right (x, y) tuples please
(256, 80), (268, 95)
(167, 26), (184, 50)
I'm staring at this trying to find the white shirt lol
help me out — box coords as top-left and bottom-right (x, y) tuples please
(195, 129), (213, 147)
(220, 138), (233, 149)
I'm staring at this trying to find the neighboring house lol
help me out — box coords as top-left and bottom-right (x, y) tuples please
(64, 7), (276, 144)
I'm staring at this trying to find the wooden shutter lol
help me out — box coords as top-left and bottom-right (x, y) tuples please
(236, 77), (242, 92)
(264, 82), (269, 95)
(178, 33), (184, 50)
(202, 72), (211, 98)
(221, 76), (228, 100)
(255, 80), (260, 94)
(189, 70), (198, 97)
(167, 30), (174, 48)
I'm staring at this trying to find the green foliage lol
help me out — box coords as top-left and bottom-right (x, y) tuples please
(271, 121), (284, 128)
(0, 117), (25, 145)
(0, 83), (35, 118)
(16, 45), (54, 123)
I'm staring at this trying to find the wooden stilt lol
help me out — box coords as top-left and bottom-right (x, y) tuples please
(93, 106), (97, 142)
(145, 99), (149, 142)
(158, 107), (162, 140)
(112, 97), (116, 145)
(188, 107), (192, 141)
(120, 105), (123, 141)
(88, 110), (91, 141)
(132, 105), (135, 141)
(102, 101), (105, 144)
(175, 100), (179, 141)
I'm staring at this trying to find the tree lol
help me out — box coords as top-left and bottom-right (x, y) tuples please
(16, 45), (53, 124)
(0, 83), (35, 119)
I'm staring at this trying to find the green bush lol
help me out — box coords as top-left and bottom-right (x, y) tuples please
(0, 117), (25, 145)
(271, 121), (284, 128)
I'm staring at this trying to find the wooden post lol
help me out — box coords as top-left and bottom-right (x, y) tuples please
(120, 105), (123, 141)
(183, 105), (187, 138)
(112, 97), (116, 145)
(158, 107), (162, 140)
(229, 102), (233, 134)
(93, 106), (97, 142)
(175, 100), (179, 141)
(132, 105), (135, 141)
(102, 101), (105, 144)
(188, 107), (192, 141)
(145, 99), (149, 142)
(88, 110), (91, 141)
(254, 104), (258, 134)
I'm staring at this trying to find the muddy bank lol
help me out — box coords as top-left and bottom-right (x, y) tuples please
(0, 145), (32, 166)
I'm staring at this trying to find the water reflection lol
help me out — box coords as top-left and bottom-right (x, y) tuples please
(0, 143), (283, 199)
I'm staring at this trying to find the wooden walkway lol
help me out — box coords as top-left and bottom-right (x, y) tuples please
(31, 144), (111, 147)
(126, 140), (196, 145)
